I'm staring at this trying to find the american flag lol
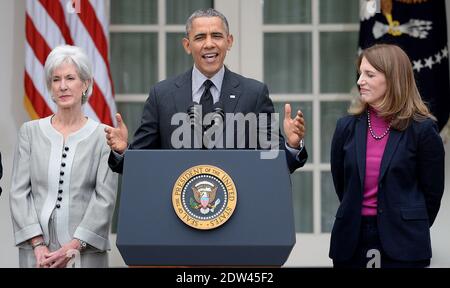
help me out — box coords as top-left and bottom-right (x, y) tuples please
(25, 0), (116, 126)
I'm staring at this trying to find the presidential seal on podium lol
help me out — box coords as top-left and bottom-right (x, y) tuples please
(172, 165), (237, 230)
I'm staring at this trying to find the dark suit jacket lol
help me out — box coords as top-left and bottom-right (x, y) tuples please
(329, 112), (445, 262)
(109, 67), (307, 173)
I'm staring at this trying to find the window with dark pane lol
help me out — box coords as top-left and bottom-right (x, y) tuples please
(111, 33), (158, 94)
(321, 171), (340, 233)
(166, 33), (194, 77)
(320, 0), (359, 23)
(291, 171), (313, 233)
(264, 33), (312, 93)
(263, 0), (311, 24)
(320, 32), (358, 93)
(111, 0), (157, 24)
(166, 0), (214, 24)
(320, 101), (350, 163)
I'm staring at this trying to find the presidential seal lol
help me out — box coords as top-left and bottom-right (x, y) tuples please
(172, 165), (237, 230)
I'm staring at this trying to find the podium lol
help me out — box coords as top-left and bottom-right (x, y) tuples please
(116, 150), (296, 266)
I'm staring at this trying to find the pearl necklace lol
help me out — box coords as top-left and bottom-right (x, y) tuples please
(367, 109), (391, 140)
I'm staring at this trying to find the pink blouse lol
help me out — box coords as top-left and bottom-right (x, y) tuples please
(362, 108), (390, 216)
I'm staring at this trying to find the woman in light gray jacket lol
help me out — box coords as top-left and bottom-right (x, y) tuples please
(10, 45), (117, 268)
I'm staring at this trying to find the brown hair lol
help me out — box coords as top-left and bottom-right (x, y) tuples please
(349, 44), (434, 130)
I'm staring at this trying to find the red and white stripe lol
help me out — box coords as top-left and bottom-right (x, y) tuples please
(25, 0), (116, 126)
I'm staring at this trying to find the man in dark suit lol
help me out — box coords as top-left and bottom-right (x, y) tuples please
(106, 8), (307, 173)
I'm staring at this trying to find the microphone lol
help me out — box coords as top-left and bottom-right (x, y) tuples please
(203, 101), (225, 149)
(187, 102), (201, 127)
(187, 102), (203, 149)
(186, 101), (225, 149)
(210, 101), (225, 128)
(187, 101), (224, 128)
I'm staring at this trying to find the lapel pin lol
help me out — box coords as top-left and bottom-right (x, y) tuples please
(230, 95), (236, 99)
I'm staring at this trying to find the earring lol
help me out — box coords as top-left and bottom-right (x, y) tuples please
(82, 91), (86, 97)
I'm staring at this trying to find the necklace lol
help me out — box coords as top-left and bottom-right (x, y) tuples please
(367, 109), (391, 140)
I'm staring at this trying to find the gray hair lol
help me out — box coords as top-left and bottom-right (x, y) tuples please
(44, 45), (93, 104)
(185, 8), (229, 37)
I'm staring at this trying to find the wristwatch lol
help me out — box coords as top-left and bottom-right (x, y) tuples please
(31, 241), (46, 250)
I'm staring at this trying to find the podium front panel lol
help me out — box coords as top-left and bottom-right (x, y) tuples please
(116, 150), (296, 266)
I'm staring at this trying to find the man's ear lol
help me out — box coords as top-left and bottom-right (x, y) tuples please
(227, 34), (234, 51)
(182, 37), (191, 55)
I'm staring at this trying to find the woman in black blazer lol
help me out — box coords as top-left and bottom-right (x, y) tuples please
(329, 44), (445, 268)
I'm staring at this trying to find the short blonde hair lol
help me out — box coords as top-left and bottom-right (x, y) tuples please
(349, 44), (434, 130)
(44, 45), (93, 104)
